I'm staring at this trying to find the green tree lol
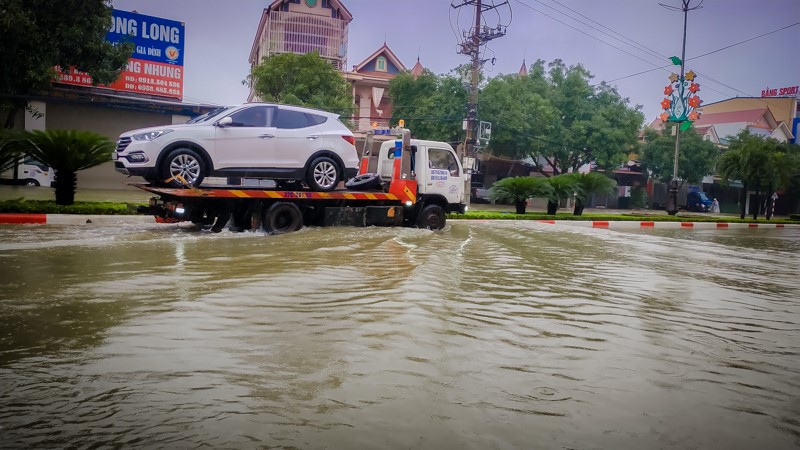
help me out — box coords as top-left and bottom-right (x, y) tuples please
(490, 176), (553, 214)
(641, 124), (718, 186)
(13, 130), (115, 205)
(569, 172), (618, 216)
(480, 60), (644, 174)
(389, 69), (467, 142)
(544, 173), (578, 214)
(248, 52), (353, 118)
(717, 130), (800, 220)
(0, 0), (132, 128)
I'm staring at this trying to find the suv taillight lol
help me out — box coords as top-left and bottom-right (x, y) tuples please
(341, 135), (355, 146)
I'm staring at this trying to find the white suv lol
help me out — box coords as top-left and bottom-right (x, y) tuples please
(113, 103), (359, 191)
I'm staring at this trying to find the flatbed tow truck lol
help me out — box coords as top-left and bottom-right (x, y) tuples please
(136, 128), (468, 233)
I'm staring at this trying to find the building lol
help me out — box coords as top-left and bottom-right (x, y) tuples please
(699, 95), (799, 143)
(247, 0), (422, 140)
(693, 108), (793, 143)
(248, 0), (353, 102)
(345, 44), (408, 132)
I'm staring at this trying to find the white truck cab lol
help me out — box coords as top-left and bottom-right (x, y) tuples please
(376, 138), (467, 211)
(0, 157), (55, 187)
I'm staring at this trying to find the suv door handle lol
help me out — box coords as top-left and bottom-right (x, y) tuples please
(258, 134), (275, 139)
(306, 135), (319, 140)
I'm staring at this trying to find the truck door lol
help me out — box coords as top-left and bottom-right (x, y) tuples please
(421, 146), (463, 204)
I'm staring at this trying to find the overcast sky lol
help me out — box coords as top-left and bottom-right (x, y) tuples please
(111, 0), (799, 123)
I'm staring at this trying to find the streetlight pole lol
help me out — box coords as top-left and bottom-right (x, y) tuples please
(665, 2), (690, 216)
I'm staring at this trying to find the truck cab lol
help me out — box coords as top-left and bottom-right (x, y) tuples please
(376, 138), (467, 214)
(0, 157), (55, 187)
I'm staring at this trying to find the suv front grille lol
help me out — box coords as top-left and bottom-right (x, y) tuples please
(116, 137), (131, 152)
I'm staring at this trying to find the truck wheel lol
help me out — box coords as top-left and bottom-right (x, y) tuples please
(24, 179), (40, 187)
(306, 156), (340, 192)
(345, 173), (382, 190)
(161, 148), (205, 188)
(263, 202), (303, 234)
(416, 204), (446, 230)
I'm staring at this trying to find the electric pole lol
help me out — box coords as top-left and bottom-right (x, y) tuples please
(451, 0), (507, 160)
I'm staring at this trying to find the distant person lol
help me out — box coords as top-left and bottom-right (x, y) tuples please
(711, 198), (720, 213)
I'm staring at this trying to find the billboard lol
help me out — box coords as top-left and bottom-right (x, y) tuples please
(54, 9), (185, 100)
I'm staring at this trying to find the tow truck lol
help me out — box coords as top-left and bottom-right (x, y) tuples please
(136, 127), (468, 233)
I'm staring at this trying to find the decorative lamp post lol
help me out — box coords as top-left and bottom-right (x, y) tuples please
(659, 0), (702, 216)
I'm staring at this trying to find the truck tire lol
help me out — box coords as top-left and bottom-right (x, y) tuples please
(345, 173), (382, 190)
(306, 156), (340, 192)
(263, 202), (303, 234)
(416, 204), (446, 230)
(24, 179), (40, 187)
(161, 148), (205, 188)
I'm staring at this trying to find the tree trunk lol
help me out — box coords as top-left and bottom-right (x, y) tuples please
(514, 200), (527, 214)
(752, 182), (760, 220)
(573, 198), (585, 216)
(54, 170), (77, 205)
(547, 201), (558, 215)
(739, 181), (747, 220)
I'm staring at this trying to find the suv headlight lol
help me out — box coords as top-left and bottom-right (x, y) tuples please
(132, 129), (173, 141)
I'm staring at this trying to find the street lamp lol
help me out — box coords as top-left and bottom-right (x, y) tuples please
(659, 0), (703, 215)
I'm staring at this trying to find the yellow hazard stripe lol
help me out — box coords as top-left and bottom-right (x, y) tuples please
(230, 190), (250, 198)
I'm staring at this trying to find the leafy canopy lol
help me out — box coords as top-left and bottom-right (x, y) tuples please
(0, 0), (132, 127)
(389, 69), (467, 143)
(248, 52), (353, 118)
(717, 130), (800, 191)
(490, 176), (553, 203)
(641, 123), (718, 185)
(480, 60), (644, 175)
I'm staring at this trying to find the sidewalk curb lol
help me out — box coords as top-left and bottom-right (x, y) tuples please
(0, 214), (156, 225)
(1, 214), (796, 229)
(459, 219), (797, 229)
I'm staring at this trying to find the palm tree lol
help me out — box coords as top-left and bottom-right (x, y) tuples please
(0, 130), (21, 173)
(14, 130), (115, 205)
(570, 172), (618, 216)
(490, 176), (553, 214)
(544, 173), (578, 215)
(717, 130), (788, 220)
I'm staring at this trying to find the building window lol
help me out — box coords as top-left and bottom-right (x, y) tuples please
(376, 56), (386, 72)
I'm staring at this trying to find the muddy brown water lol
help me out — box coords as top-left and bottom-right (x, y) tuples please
(1, 221), (799, 449)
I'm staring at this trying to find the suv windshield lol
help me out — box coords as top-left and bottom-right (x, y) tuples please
(186, 106), (234, 124)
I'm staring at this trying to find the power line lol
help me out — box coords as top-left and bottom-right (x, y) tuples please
(512, 0), (669, 70)
(514, 0), (798, 99)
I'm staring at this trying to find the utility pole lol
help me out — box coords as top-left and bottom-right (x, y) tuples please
(451, 0), (507, 161)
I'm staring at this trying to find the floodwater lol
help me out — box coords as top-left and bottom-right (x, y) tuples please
(1, 220), (799, 449)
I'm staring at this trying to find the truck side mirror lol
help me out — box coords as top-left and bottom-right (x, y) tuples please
(217, 117), (233, 127)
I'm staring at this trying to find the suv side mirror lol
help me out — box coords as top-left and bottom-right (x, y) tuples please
(217, 116), (233, 127)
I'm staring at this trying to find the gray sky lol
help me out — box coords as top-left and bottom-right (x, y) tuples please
(111, 0), (800, 123)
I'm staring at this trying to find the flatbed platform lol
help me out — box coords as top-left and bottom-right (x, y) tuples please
(131, 183), (401, 201)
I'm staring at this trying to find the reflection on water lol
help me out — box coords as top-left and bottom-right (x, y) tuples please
(1, 221), (799, 449)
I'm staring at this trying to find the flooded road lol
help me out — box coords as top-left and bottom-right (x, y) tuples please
(1, 221), (799, 449)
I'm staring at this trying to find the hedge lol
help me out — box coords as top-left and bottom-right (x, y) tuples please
(0, 199), (143, 215)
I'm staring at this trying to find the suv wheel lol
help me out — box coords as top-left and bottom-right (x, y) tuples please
(161, 148), (205, 188)
(306, 156), (340, 192)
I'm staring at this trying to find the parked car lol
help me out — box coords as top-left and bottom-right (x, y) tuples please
(113, 103), (359, 191)
(686, 191), (713, 212)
